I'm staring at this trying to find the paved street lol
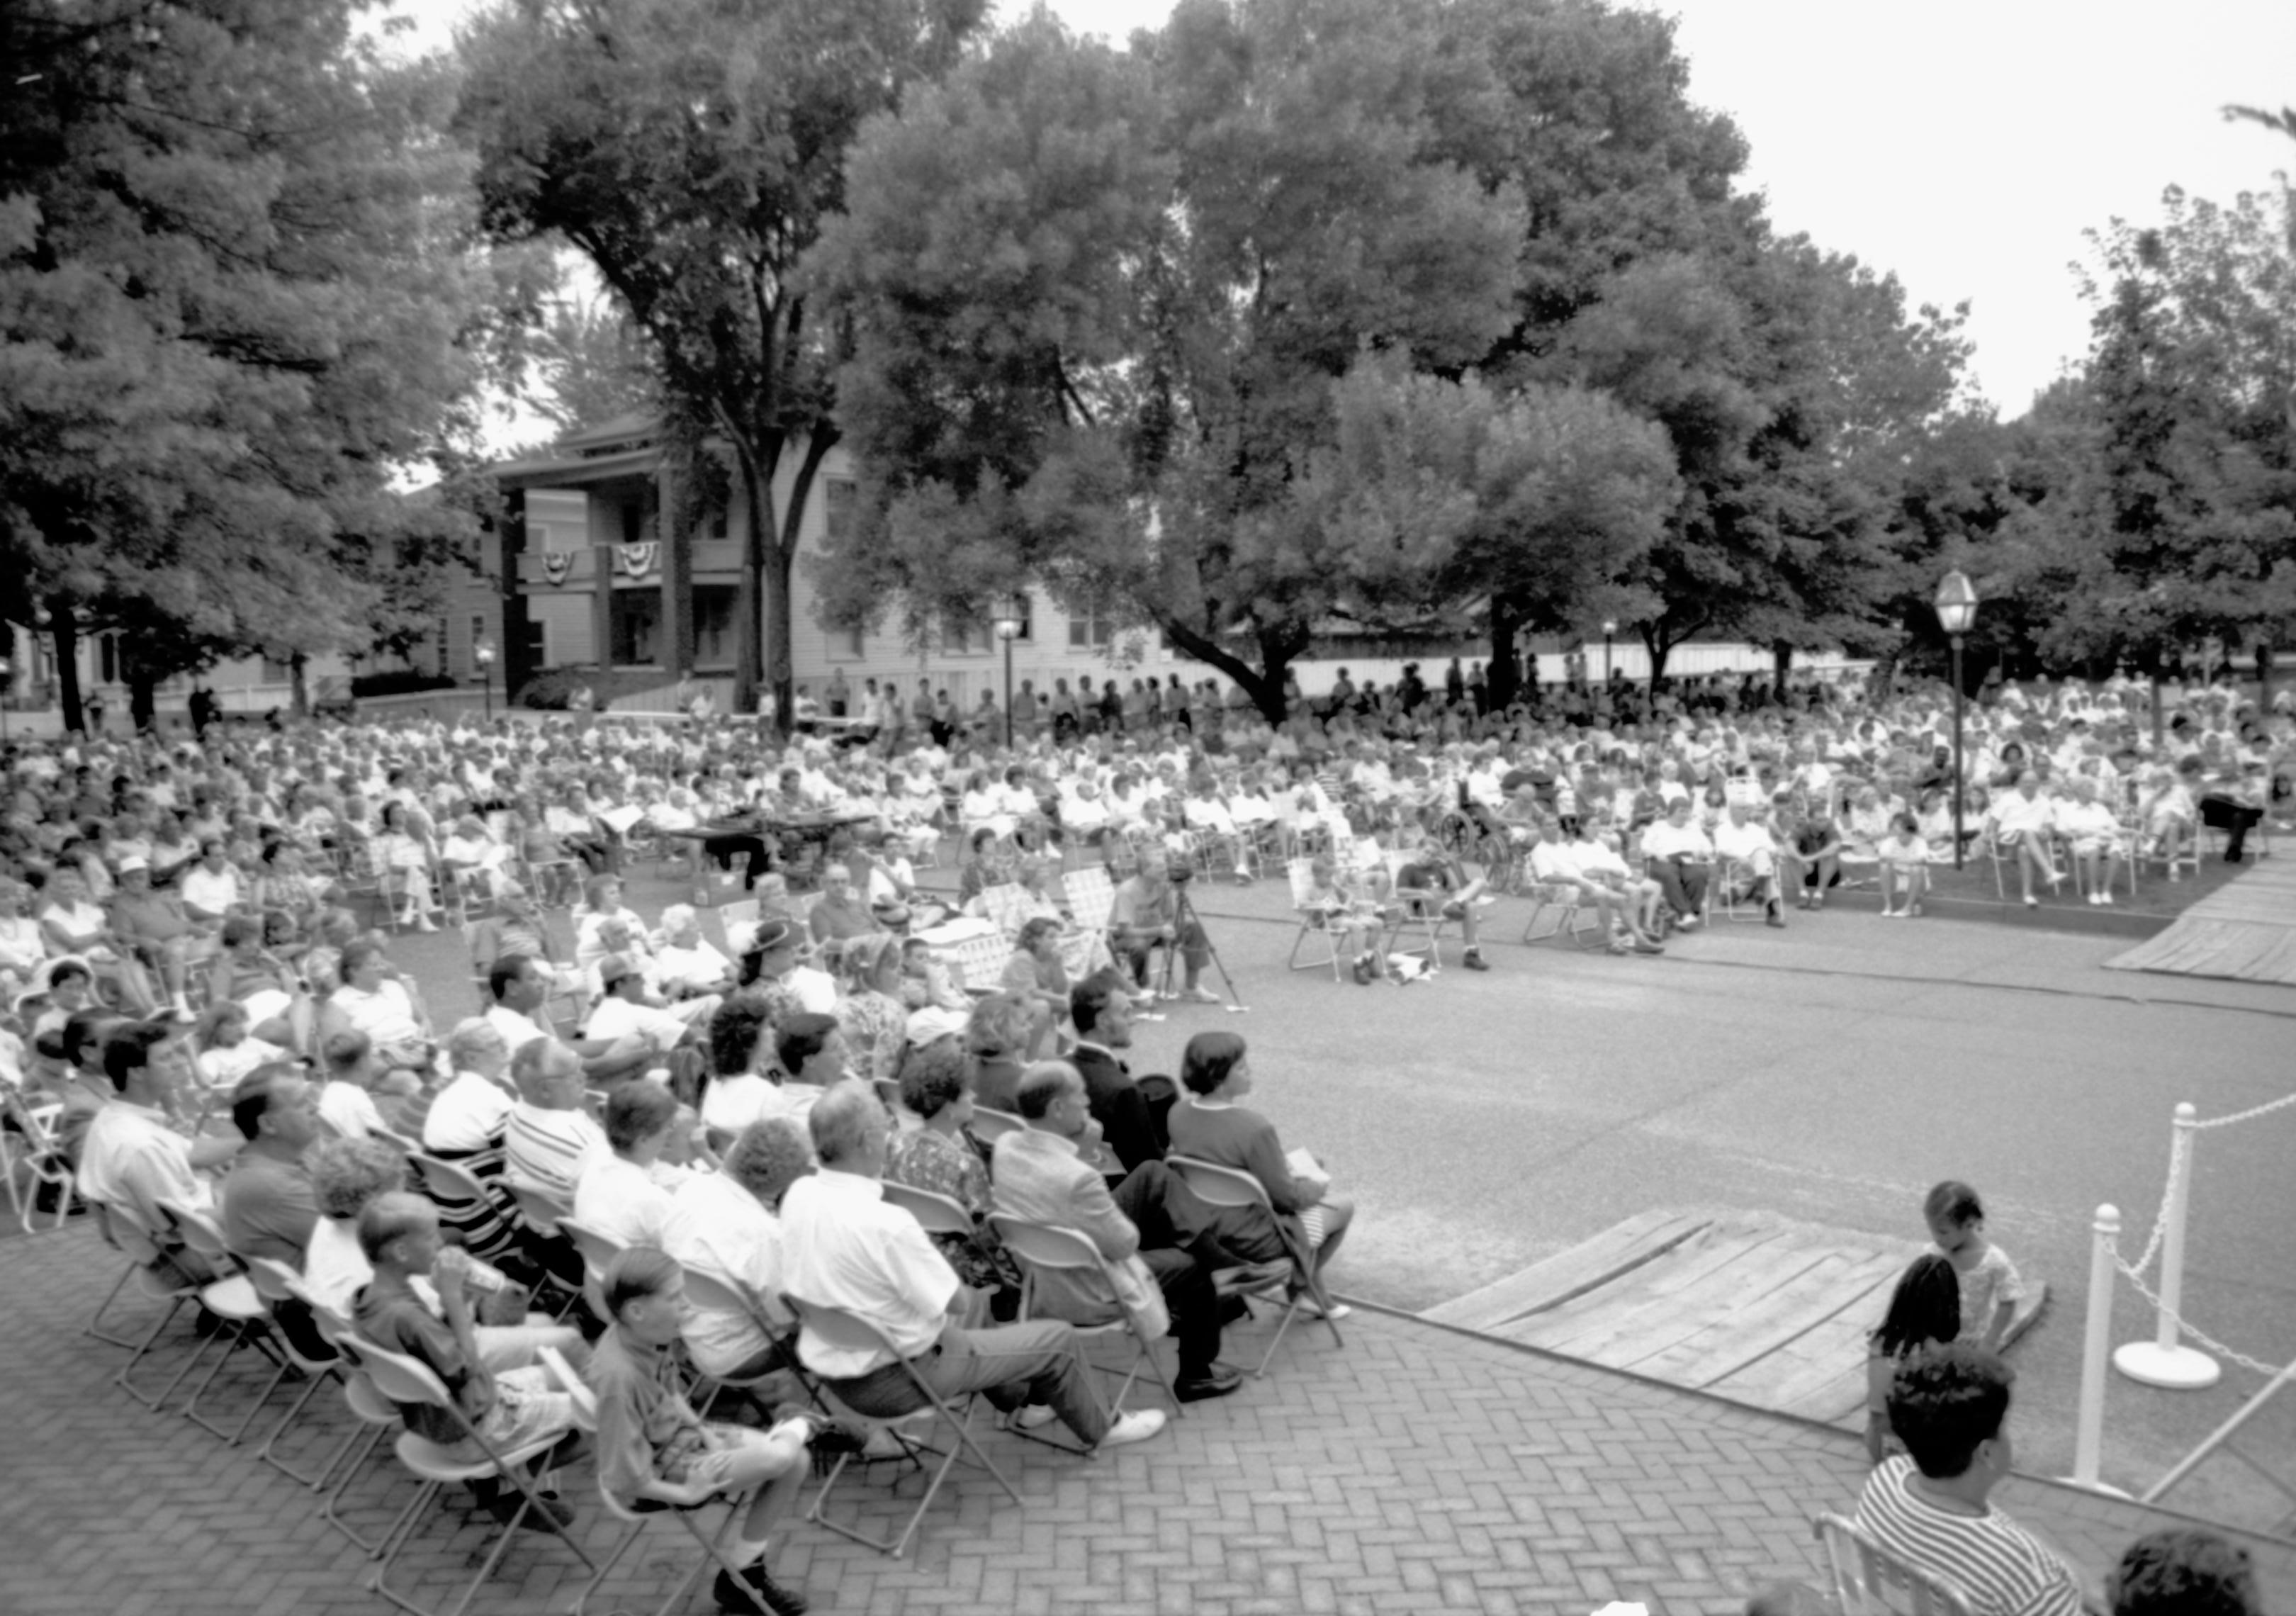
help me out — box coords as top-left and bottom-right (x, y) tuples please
(6, 1211), (2292, 1616)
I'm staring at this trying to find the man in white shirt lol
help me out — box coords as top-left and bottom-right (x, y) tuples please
(1636, 796), (1713, 929)
(780, 1082), (1164, 1452)
(1524, 817), (1645, 958)
(77, 1019), (239, 1279)
(177, 839), (244, 926)
(653, 905), (736, 999)
(570, 1079), (689, 1252)
(1711, 802), (1787, 928)
(503, 1038), (607, 1217)
(1986, 772), (2064, 907)
(665, 1117), (811, 1386)
(583, 955), (704, 1056)
(424, 1018), (518, 1155)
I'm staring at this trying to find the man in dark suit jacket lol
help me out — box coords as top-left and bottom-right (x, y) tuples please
(992, 1062), (1254, 1403)
(1066, 972), (1166, 1174)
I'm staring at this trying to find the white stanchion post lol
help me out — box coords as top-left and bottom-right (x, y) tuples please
(2113, 1103), (2222, 1390)
(2072, 1204), (2120, 1490)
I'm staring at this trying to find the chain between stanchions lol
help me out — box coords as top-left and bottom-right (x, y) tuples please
(2118, 1126), (2188, 1282)
(2112, 1254), (2286, 1379)
(2189, 1089), (2296, 1130)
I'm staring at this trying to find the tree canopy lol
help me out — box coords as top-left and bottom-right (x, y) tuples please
(456, 0), (987, 722)
(1, 0), (495, 724)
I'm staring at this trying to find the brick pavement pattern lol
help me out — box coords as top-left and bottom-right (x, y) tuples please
(6, 1214), (2290, 1616)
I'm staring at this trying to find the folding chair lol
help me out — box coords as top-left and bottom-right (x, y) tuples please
(406, 1151), (525, 1269)
(90, 1199), (205, 1403)
(712, 898), (762, 958)
(307, 1301), (411, 1556)
(1709, 856), (1765, 921)
(1164, 1155), (1344, 1376)
(349, 1334), (597, 1616)
(967, 1106), (1025, 1148)
(779, 1290), (1025, 1559)
(989, 1213), (1181, 1418)
(678, 1263), (827, 1420)
(1283, 857), (1353, 980)
(1383, 851), (1453, 975)
(1811, 1511), (1978, 1616)
(502, 1180), (588, 1320)
(880, 1180), (974, 1242)
(529, 1346), (782, 1616)
(158, 1199), (283, 1441)
(1, 1084), (77, 1233)
(1519, 882), (1602, 949)
(557, 1214), (631, 1323)
(240, 1257), (351, 1482)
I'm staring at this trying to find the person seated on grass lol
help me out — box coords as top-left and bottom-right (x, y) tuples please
(1300, 853), (1389, 986)
(1635, 795), (1712, 930)
(1987, 770), (2066, 907)
(353, 1191), (589, 1535)
(1711, 800), (1788, 928)
(1852, 1345), (2087, 1616)
(1876, 812), (1932, 919)
(1559, 817), (1665, 955)
(2054, 778), (2126, 905)
(2108, 1528), (2258, 1616)
(778, 1081), (1166, 1454)
(1524, 815), (1650, 957)
(585, 1246), (852, 1616)
(1393, 840), (1492, 972)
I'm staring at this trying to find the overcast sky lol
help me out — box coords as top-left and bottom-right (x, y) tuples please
(391, 0), (2296, 420)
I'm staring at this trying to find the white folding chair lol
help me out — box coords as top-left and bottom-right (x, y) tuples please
(1812, 1511), (1978, 1616)
(349, 1332), (597, 1616)
(779, 1291), (1024, 1559)
(90, 1199), (206, 1404)
(989, 1213), (1181, 1417)
(1283, 857), (1353, 980)
(1164, 1155), (1344, 1376)
(966, 1105), (1025, 1148)
(1, 1084), (77, 1233)
(157, 1199), (280, 1442)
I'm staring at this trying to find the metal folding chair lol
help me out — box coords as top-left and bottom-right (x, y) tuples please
(1, 1084), (77, 1233)
(966, 1106), (1026, 1148)
(91, 1199), (205, 1403)
(779, 1290), (1024, 1559)
(1164, 1155), (1344, 1376)
(349, 1333), (597, 1616)
(1283, 857), (1354, 980)
(158, 1199), (284, 1441)
(1812, 1511), (1978, 1616)
(989, 1213), (1181, 1417)
(237, 1257), (355, 1484)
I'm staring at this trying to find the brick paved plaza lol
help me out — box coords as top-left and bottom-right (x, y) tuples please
(6, 1211), (2292, 1616)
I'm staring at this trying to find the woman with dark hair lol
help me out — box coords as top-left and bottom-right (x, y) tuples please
(1165, 1031), (1354, 1315)
(699, 994), (779, 1135)
(884, 1042), (1019, 1307)
(996, 917), (1067, 1059)
(1864, 1252), (1959, 1463)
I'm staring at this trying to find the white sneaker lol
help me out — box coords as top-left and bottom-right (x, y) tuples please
(1013, 1404), (1059, 1430)
(1097, 1409), (1166, 1449)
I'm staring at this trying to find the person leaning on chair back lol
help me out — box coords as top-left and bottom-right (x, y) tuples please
(1852, 1344), (2088, 1616)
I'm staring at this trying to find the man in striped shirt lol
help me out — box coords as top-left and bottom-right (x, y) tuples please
(1853, 1345), (2090, 1616)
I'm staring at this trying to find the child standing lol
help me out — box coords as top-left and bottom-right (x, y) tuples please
(1924, 1180), (2024, 1352)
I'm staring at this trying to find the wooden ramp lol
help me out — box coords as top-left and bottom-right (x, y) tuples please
(2107, 858), (2296, 987)
(1424, 1208), (2046, 1430)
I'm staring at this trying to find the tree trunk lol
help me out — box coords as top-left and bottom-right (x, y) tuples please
(1771, 639), (1793, 701)
(1487, 593), (1522, 712)
(127, 674), (157, 733)
(1157, 613), (1297, 723)
(290, 653), (310, 719)
(2256, 640), (2274, 715)
(731, 436), (767, 720)
(50, 600), (83, 734)
(772, 430), (835, 734)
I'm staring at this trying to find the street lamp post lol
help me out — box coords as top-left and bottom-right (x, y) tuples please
(0, 656), (10, 741)
(991, 592), (1025, 751)
(1601, 619), (1617, 688)
(1934, 570), (1980, 870)
(474, 639), (496, 723)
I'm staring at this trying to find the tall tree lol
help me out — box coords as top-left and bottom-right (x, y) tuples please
(456, 0), (986, 723)
(813, 0), (1526, 717)
(1, 0), (491, 729)
(527, 295), (658, 434)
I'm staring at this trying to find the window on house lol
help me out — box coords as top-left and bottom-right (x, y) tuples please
(823, 476), (855, 544)
(610, 589), (661, 666)
(1068, 600), (1117, 650)
(693, 585), (737, 666)
(522, 619), (547, 668)
(942, 615), (988, 656)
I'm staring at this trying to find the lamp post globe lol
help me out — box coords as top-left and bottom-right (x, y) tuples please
(990, 593), (1026, 750)
(474, 639), (497, 722)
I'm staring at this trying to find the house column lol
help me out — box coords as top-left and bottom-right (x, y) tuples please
(658, 463), (692, 678)
(500, 489), (536, 694)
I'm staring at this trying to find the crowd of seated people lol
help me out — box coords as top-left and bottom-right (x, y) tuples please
(0, 668), (2283, 1611)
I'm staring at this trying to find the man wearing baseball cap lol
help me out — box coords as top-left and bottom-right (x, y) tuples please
(108, 855), (213, 1015)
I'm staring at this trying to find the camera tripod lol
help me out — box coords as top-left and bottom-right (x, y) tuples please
(1142, 874), (1248, 1013)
